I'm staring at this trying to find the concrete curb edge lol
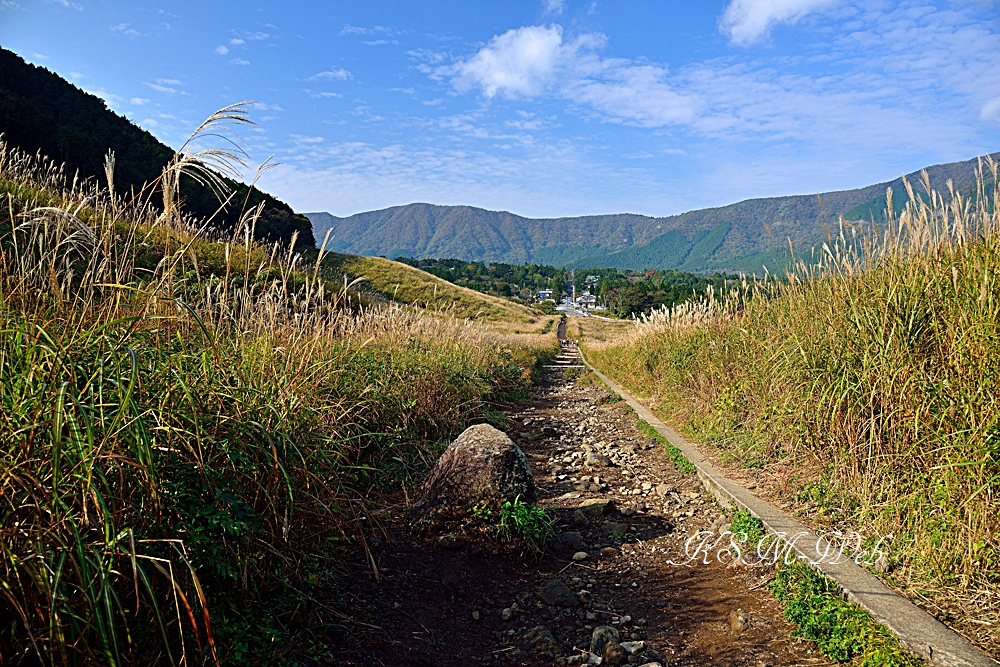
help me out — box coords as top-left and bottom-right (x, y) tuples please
(575, 348), (996, 667)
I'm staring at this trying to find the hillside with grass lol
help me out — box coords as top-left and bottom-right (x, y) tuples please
(0, 47), (314, 248)
(308, 152), (997, 274)
(321, 252), (559, 334)
(0, 110), (557, 665)
(580, 158), (1000, 653)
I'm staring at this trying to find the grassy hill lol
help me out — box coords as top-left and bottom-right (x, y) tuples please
(0, 121), (557, 664)
(308, 153), (997, 275)
(581, 164), (1000, 655)
(322, 253), (559, 334)
(0, 47), (313, 248)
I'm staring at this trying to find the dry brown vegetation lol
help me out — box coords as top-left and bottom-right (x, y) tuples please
(582, 162), (1000, 654)
(0, 106), (557, 665)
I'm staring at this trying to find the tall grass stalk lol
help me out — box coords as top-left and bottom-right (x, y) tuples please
(0, 108), (553, 664)
(585, 159), (1000, 650)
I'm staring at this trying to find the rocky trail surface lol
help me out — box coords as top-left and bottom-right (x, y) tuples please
(335, 343), (832, 666)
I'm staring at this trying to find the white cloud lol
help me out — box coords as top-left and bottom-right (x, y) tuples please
(442, 25), (699, 125)
(31, 52), (47, 60)
(145, 79), (179, 93)
(719, 0), (840, 46)
(436, 4), (1000, 152)
(543, 0), (566, 14)
(447, 25), (566, 98)
(244, 31), (270, 41)
(340, 24), (396, 36)
(230, 37), (245, 45)
(130, 97), (150, 105)
(306, 68), (352, 81)
(982, 96), (1000, 122)
(230, 58), (250, 66)
(2, 1), (21, 10)
(407, 48), (446, 65)
(567, 62), (701, 126)
(51, 0), (82, 10)
(215, 45), (229, 55)
(263, 2), (1000, 221)
(110, 22), (141, 39)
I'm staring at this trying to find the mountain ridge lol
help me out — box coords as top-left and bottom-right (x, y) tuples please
(307, 152), (997, 273)
(0, 47), (314, 248)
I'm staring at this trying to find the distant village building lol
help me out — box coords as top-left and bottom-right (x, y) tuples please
(574, 290), (597, 309)
(538, 289), (553, 299)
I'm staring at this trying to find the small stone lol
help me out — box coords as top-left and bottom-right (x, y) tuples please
(586, 451), (613, 468)
(586, 611), (598, 621)
(589, 626), (620, 655)
(472, 610), (481, 621)
(620, 641), (646, 654)
(437, 534), (467, 550)
(502, 604), (518, 621)
(875, 552), (890, 573)
(604, 521), (629, 535)
(517, 625), (560, 654)
(579, 499), (616, 517)
(620, 507), (635, 517)
(573, 551), (589, 562)
(559, 531), (587, 551)
(573, 509), (591, 527)
(729, 609), (748, 635)
(602, 641), (629, 665)
(655, 484), (672, 497)
(539, 579), (577, 607)
(638, 663), (663, 667)
(599, 547), (618, 559)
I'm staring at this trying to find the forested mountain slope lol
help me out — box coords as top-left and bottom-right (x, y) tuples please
(0, 47), (313, 247)
(309, 153), (996, 273)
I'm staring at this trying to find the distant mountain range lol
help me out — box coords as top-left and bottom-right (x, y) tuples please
(308, 153), (996, 273)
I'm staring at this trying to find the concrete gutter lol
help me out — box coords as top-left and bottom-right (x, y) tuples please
(576, 349), (997, 667)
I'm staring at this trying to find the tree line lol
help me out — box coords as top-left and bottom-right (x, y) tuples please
(394, 257), (569, 300)
(396, 255), (734, 318)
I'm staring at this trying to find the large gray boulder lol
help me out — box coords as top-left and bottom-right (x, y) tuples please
(407, 424), (536, 528)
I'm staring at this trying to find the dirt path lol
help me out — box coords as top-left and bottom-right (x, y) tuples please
(335, 343), (831, 666)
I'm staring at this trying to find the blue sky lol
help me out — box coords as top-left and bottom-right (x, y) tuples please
(2, 0), (999, 218)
